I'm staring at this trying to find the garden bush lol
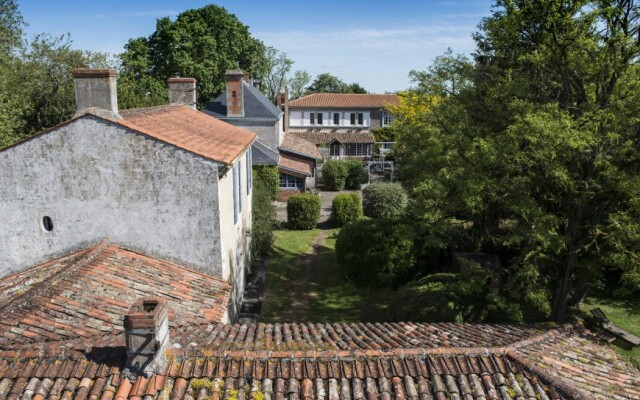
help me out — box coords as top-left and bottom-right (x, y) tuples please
(251, 181), (277, 258)
(321, 160), (348, 191)
(287, 193), (321, 230)
(253, 165), (279, 200)
(362, 182), (408, 218)
(344, 160), (365, 190)
(330, 193), (362, 227)
(335, 218), (416, 287)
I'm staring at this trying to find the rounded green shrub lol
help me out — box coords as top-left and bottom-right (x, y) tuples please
(335, 218), (416, 287)
(253, 165), (279, 200)
(322, 160), (348, 191)
(287, 193), (321, 230)
(362, 182), (408, 218)
(344, 160), (365, 190)
(330, 193), (362, 227)
(251, 181), (277, 258)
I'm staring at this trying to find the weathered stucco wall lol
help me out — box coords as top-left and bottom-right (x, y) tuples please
(0, 116), (224, 277)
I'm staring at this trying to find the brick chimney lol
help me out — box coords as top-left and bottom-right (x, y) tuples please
(123, 297), (169, 376)
(225, 69), (245, 118)
(168, 77), (197, 110)
(72, 69), (119, 117)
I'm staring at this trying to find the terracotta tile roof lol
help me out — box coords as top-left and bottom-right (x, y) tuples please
(511, 328), (640, 399)
(289, 129), (375, 144)
(288, 93), (399, 109)
(280, 134), (321, 159)
(278, 154), (313, 176)
(0, 241), (230, 349)
(118, 105), (256, 165)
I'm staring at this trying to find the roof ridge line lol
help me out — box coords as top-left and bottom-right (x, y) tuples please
(503, 324), (574, 351)
(505, 348), (597, 400)
(0, 240), (110, 315)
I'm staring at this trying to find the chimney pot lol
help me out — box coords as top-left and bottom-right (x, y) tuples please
(123, 297), (169, 376)
(72, 68), (119, 117)
(225, 70), (245, 118)
(167, 77), (197, 110)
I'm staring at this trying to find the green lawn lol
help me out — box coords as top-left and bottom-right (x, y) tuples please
(582, 297), (640, 367)
(261, 229), (393, 322)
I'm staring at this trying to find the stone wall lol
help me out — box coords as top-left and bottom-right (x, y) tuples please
(0, 115), (223, 277)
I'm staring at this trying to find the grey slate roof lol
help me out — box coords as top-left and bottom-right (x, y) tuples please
(204, 82), (282, 120)
(252, 140), (279, 166)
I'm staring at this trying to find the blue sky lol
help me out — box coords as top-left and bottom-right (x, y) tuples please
(19, 1), (493, 93)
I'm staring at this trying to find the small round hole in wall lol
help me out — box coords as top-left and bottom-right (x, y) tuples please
(42, 216), (54, 232)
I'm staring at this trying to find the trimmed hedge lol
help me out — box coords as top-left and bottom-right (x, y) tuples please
(251, 181), (277, 258)
(344, 160), (365, 190)
(330, 193), (362, 227)
(253, 165), (279, 201)
(322, 160), (348, 191)
(287, 193), (321, 230)
(362, 182), (408, 218)
(335, 218), (416, 288)
(322, 160), (365, 191)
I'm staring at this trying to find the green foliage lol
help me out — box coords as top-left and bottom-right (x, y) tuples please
(288, 70), (311, 99)
(287, 193), (321, 230)
(392, 1), (640, 322)
(253, 165), (279, 201)
(263, 46), (293, 102)
(344, 160), (365, 190)
(322, 160), (348, 191)
(118, 4), (267, 108)
(330, 193), (362, 227)
(305, 73), (366, 95)
(251, 181), (277, 258)
(336, 218), (416, 287)
(362, 183), (408, 219)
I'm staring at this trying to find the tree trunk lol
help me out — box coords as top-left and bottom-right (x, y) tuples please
(568, 270), (589, 308)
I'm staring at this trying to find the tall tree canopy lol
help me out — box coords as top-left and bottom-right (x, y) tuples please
(288, 70), (311, 99)
(392, 0), (640, 322)
(118, 4), (267, 109)
(305, 73), (367, 94)
(1, 1), (108, 147)
(262, 46), (293, 103)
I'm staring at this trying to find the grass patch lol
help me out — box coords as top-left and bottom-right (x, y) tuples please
(261, 229), (393, 322)
(582, 297), (640, 368)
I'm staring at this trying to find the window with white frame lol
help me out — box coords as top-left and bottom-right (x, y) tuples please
(350, 112), (364, 126)
(279, 173), (304, 189)
(350, 113), (356, 125)
(316, 112), (323, 125)
(344, 143), (372, 156)
(383, 112), (394, 126)
(333, 113), (340, 125)
(309, 112), (315, 125)
(358, 113), (364, 125)
(330, 142), (341, 156)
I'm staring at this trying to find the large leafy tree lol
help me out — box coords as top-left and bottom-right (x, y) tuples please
(288, 70), (311, 99)
(118, 5), (267, 108)
(305, 73), (367, 94)
(262, 46), (293, 103)
(393, 0), (640, 322)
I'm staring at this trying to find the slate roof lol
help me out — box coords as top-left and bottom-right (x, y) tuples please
(204, 82), (282, 120)
(289, 129), (375, 144)
(288, 94), (399, 109)
(119, 105), (256, 165)
(0, 241), (231, 350)
(278, 154), (313, 177)
(280, 135), (322, 160)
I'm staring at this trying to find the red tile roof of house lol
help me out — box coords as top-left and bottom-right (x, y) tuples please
(1, 249), (638, 399)
(289, 129), (375, 144)
(288, 93), (399, 109)
(280, 134), (321, 160)
(0, 241), (230, 350)
(278, 154), (313, 176)
(118, 105), (256, 165)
